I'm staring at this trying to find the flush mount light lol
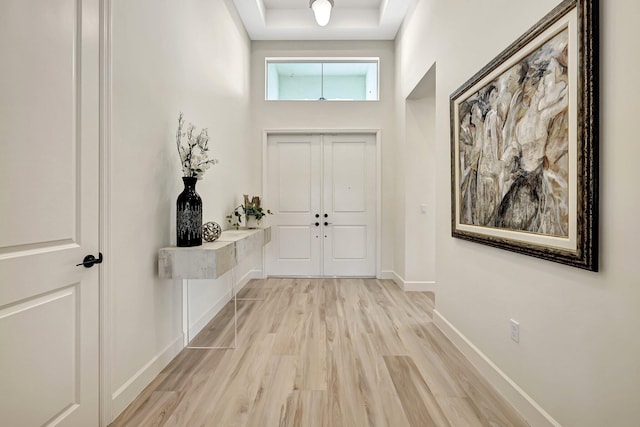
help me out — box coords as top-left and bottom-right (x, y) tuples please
(310, 0), (334, 26)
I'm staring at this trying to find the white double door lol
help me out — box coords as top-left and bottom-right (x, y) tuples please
(267, 133), (377, 277)
(0, 0), (100, 426)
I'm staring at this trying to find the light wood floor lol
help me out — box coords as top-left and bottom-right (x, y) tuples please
(109, 278), (528, 427)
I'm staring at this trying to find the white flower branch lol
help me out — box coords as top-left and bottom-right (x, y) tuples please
(176, 112), (219, 179)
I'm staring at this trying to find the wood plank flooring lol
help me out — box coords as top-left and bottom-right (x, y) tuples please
(109, 278), (529, 427)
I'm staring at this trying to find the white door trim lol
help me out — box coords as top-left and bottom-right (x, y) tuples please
(99, 1), (113, 425)
(262, 129), (382, 279)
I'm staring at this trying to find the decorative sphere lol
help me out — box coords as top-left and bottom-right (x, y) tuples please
(202, 221), (222, 242)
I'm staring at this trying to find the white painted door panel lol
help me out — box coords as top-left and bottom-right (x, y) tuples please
(266, 134), (376, 277)
(323, 135), (376, 276)
(0, 0), (100, 425)
(267, 135), (322, 276)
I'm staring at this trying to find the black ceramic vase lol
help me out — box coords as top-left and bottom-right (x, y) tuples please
(176, 176), (202, 247)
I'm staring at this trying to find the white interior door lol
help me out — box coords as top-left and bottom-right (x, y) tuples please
(266, 133), (376, 277)
(322, 134), (377, 276)
(0, 1), (100, 426)
(267, 134), (322, 276)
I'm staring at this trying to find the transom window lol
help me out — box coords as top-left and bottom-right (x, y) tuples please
(266, 58), (379, 101)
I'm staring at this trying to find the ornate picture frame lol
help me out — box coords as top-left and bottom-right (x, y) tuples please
(450, 0), (598, 271)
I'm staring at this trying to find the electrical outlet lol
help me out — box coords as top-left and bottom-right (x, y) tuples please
(510, 319), (520, 343)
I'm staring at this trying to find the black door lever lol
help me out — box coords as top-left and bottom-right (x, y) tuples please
(76, 252), (103, 268)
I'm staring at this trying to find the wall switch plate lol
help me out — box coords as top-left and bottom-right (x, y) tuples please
(510, 319), (520, 343)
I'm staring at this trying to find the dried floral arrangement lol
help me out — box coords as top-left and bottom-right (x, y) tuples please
(176, 112), (218, 179)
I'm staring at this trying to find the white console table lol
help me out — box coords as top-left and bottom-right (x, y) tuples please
(158, 227), (271, 280)
(158, 227), (271, 348)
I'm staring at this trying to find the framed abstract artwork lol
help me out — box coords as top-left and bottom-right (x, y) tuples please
(450, 0), (598, 271)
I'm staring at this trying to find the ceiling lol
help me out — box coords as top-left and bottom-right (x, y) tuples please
(232, 0), (411, 41)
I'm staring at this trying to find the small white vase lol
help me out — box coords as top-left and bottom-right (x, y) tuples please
(245, 215), (260, 229)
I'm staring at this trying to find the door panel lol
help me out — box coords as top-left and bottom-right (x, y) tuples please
(267, 133), (376, 277)
(267, 135), (322, 276)
(323, 135), (376, 276)
(332, 226), (367, 259)
(278, 227), (313, 259)
(0, 0), (78, 249)
(0, 286), (78, 426)
(0, 0), (100, 425)
(278, 142), (314, 212)
(331, 142), (367, 212)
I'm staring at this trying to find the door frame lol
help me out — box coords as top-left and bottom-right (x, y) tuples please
(262, 129), (382, 279)
(99, 1), (113, 425)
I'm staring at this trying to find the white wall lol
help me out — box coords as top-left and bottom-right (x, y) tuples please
(404, 67), (436, 286)
(394, 52), (437, 290)
(396, 1), (640, 426)
(251, 41), (396, 274)
(108, 0), (253, 421)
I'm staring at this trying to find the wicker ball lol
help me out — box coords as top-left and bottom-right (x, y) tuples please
(202, 221), (222, 242)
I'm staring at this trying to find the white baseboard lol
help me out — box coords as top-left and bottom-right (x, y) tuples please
(380, 270), (436, 292)
(110, 335), (184, 420)
(433, 310), (561, 427)
(403, 280), (436, 292)
(379, 270), (396, 280)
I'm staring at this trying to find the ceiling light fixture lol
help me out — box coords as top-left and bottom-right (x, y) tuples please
(310, 0), (334, 27)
